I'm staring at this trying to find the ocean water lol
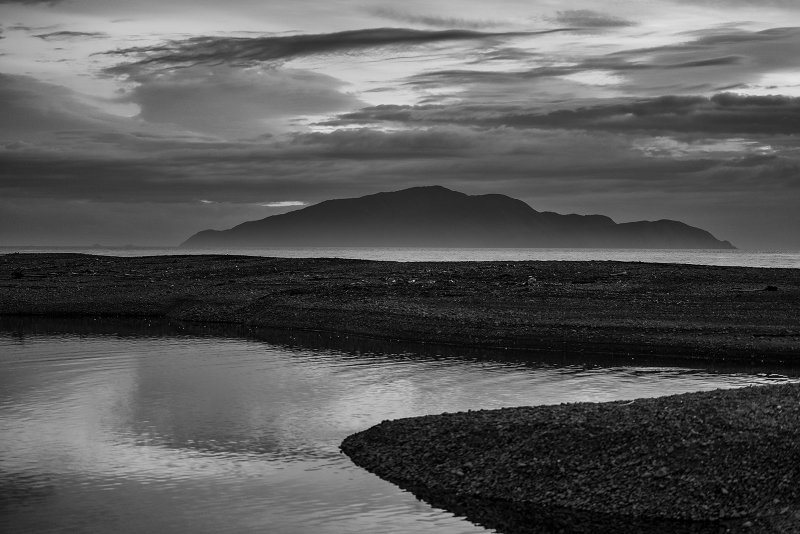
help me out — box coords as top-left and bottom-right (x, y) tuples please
(2, 320), (799, 534)
(2, 247), (799, 269)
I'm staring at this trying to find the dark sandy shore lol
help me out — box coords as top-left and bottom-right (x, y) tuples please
(0, 253), (797, 361)
(2, 253), (799, 532)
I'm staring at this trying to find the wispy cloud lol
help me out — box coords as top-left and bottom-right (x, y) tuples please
(0, 0), (64, 4)
(366, 7), (505, 30)
(328, 93), (800, 135)
(261, 201), (307, 207)
(671, 0), (800, 7)
(34, 31), (109, 41)
(396, 25), (800, 105)
(103, 27), (544, 76)
(550, 10), (635, 29)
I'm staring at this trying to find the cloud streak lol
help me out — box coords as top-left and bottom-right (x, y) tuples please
(262, 201), (307, 207)
(366, 7), (505, 29)
(0, 0), (63, 4)
(34, 31), (109, 40)
(330, 93), (800, 135)
(550, 10), (635, 29)
(104, 27), (552, 75)
(400, 26), (800, 105)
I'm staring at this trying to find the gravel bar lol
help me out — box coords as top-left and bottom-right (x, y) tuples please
(342, 385), (800, 533)
(1, 253), (798, 362)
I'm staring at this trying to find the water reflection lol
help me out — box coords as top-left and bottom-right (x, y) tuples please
(402, 487), (732, 534)
(1, 317), (798, 534)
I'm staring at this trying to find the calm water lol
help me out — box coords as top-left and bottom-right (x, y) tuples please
(2, 321), (799, 534)
(3, 247), (800, 268)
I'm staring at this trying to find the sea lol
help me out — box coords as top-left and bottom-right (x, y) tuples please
(2, 246), (800, 268)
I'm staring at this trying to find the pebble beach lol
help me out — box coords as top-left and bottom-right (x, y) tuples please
(2, 252), (799, 532)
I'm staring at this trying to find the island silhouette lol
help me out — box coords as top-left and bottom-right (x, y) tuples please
(181, 185), (734, 249)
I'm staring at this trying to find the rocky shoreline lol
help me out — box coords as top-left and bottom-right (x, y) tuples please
(0, 253), (798, 361)
(341, 384), (800, 533)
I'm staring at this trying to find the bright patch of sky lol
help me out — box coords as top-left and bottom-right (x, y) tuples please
(634, 137), (776, 158)
(261, 201), (307, 208)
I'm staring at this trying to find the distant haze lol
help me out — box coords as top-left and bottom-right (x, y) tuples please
(1, 1), (799, 249)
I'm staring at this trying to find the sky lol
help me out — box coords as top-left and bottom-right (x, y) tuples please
(1, 0), (799, 249)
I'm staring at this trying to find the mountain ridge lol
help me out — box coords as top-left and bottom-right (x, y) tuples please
(181, 186), (735, 249)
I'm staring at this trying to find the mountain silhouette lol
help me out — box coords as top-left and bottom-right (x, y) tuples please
(181, 186), (734, 249)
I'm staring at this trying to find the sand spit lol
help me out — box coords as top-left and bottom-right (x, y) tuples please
(342, 384), (800, 533)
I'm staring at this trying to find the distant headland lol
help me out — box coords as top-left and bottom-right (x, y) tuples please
(181, 186), (734, 249)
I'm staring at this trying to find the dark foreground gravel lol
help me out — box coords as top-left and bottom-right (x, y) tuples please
(342, 385), (800, 533)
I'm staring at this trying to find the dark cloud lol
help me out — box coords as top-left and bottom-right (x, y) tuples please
(366, 7), (504, 30)
(671, 0), (800, 7)
(663, 56), (743, 68)
(2, 115), (798, 247)
(467, 47), (544, 64)
(407, 65), (580, 88)
(1, 63), (360, 141)
(331, 93), (800, 135)
(103, 28), (544, 76)
(0, 0), (63, 4)
(284, 127), (476, 159)
(1, 118), (791, 203)
(432, 26), (800, 101)
(0, 73), (135, 137)
(609, 26), (800, 92)
(389, 25), (800, 109)
(121, 65), (362, 137)
(551, 10), (634, 29)
(34, 31), (109, 41)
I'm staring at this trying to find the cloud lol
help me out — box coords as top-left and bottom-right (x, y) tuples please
(2, 116), (798, 247)
(398, 26), (800, 105)
(534, 93), (800, 134)
(0, 0), (63, 4)
(285, 127), (476, 159)
(609, 26), (800, 93)
(120, 65), (362, 137)
(1, 119), (788, 203)
(670, 0), (800, 7)
(261, 201), (307, 207)
(34, 31), (109, 41)
(329, 93), (800, 135)
(365, 7), (505, 30)
(550, 10), (635, 29)
(0, 73), (137, 138)
(103, 27), (537, 76)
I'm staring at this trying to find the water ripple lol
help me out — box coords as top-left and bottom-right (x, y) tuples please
(2, 326), (799, 533)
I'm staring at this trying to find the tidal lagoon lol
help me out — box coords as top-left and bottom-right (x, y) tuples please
(2, 319), (797, 534)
